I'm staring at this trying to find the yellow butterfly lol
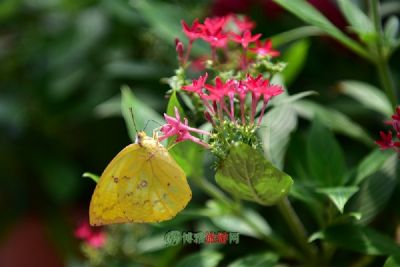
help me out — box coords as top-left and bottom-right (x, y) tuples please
(89, 131), (192, 226)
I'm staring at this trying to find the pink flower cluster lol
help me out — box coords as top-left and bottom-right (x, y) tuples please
(376, 107), (400, 152)
(182, 73), (283, 126)
(178, 14), (279, 68)
(74, 221), (106, 248)
(159, 107), (210, 148)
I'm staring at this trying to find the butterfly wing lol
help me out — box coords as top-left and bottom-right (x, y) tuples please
(89, 144), (147, 225)
(89, 140), (192, 226)
(117, 141), (192, 222)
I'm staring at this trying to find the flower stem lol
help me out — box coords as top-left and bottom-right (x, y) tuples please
(370, 0), (397, 110)
(276, 197), (318, 264)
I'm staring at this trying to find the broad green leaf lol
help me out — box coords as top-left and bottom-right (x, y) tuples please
(348, 154), (398, 224)
(175, 250), (223, 267)
(259, 104), (297, 169)
(132, 0), (184, 44)
(384, 256), (400, 267)
(337, 0), (375, 42)
(228, 253), (279, 267)
(273, 0), (370, 60)
(293, 100), (373, 146)
(338, 80), (392, 117)
(170, 141), (203, 177)
(215, 143), (293, 205)
(354, 149), (392, 185)
(274, 91), (317, 106)
(167, 91), (185, 117)
(271, 26), (323, 47)
(384, 16), (400, 49)
(82, 172), (99, 183)
(307, 118), (346, 187)
(281, 39), (310, 85)
(206, 200), (271, 239)
(317, 187), (359, 213)
(121, 85), (163, 142)
(310, 224), (400, 256)
(104, 61), (170, 79)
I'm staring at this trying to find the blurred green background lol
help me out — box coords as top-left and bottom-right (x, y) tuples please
(1, 0), (399, 266)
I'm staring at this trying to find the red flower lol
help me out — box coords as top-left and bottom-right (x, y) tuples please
(181, 19), (203, 42)
(232, 15), (256, 33)
(230, 30), (261, 49)
(203, 16), (228, 36)
(75, 221), (106, 248)
(376, 131), (395, 150)
(182, 73), (208, 95)
(159, 107), (210, 148)
(203, 31), (229, 48)
(249, 39), (280, 58)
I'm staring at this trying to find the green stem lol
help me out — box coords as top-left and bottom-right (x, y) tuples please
(370, 0), (397, 109)
(277, 197), (318, 263)
(191, 176), (301, 260)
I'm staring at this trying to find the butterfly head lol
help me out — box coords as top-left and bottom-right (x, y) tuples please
(136, 131), (147, 145)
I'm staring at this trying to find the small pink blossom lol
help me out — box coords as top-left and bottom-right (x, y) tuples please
(182, 73), (208, 95)
(231, 15), (255, 33)
(230, 30), (261, 49)
(376, 131), (395, 150)
(203, 16), (228, 36)
(249, 39), (280, 58)
(75, 221), (106, 248)
(159, 107), (210, 148)
(181, 19), (203, 42)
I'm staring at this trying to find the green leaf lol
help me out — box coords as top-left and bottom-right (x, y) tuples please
(384, 256), (400, 267)
(354, 149), (392, 185)
(348, 153), (398, 224)
(175, 251), (223, 267)
(281, 39), (310, 85)
(206, 200), (271, 239)
(310, 224), (400, 256)
(273, 0), (370, 60)
(384, 16), (400, 49)
(170, 141), (203, 177)
(82, 172), (99, 183)
(259, 104), (298, 169)
(293, 100), (373, 146)
(317, 187), (359, 213)
(228, 253), (279, 267)
(271, 26), (323, 47)
(121, 85), (163, 142)
(338, 80), (392, 117)
(307, 118), (346, 187)
(215, 143), (293, 205)
(167, 91), (185, 117)
(132, 0), (184, 44)
(337, 0), (375, 42)
(104, 61), (170, 79)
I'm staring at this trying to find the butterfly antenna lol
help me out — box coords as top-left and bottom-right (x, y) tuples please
(144, 120), (163, 131)
(129, 107), (139, 134)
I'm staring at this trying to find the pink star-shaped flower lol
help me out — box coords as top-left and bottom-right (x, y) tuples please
(249, 39), (280, 58)
(181, 19), (204, 42)
(159, 107), (210, 148)
(230, 30), (261, 49)
(376, 131), (395, 150)
(182, 73), (208, 95)
(232, 15), (256, 33)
